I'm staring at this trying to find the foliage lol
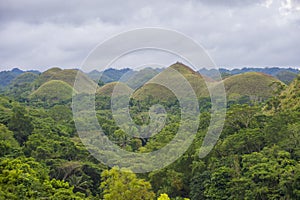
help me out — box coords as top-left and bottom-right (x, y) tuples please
(100, 167), (155, 200)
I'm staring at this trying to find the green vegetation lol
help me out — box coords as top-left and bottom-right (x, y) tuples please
(0, 64), (299, 199)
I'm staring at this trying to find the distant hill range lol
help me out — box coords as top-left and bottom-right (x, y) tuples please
(87, 67), (163, 88)
(0, 68), (40, 88)
(199, 67), (299, 84)
(0, 64), (298, 105)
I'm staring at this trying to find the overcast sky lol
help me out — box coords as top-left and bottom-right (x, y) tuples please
(0, 0), (300, 71)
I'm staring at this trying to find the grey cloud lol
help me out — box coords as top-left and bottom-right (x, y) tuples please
(198, 0), (264, 7)
(0, 0), (300, 71)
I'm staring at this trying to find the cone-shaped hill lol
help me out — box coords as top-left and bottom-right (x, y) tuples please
(222, 72), (284, 101)
(29, 80), (75, 104)
(132, 62), (214, 101)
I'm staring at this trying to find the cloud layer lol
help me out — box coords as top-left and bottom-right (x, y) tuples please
(0, 0), (300, 71)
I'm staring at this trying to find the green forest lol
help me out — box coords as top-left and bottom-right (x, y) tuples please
(0, 63), (299, 199)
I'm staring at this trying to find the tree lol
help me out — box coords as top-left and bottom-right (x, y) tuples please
(231, 146), (300, 199)
(224, 104), (259, 135)
(190, 171), (211, 200)
(205, 166), (235, 200)
(0, 157), (85, 199)
(0, 123), (19, 156)
(158, 193), (170, 200)
(100, 167), (155, 200)
(8, 104), (33, 145)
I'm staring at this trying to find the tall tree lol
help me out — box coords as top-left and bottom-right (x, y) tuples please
(8, 104), (33, 145)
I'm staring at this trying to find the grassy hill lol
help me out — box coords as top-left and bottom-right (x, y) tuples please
(222, 72), (283, 101)
(132, 62), (213, 101)
(29, 80), (75, 104)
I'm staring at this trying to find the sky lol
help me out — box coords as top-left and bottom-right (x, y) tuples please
(0, 0), (300, 71)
